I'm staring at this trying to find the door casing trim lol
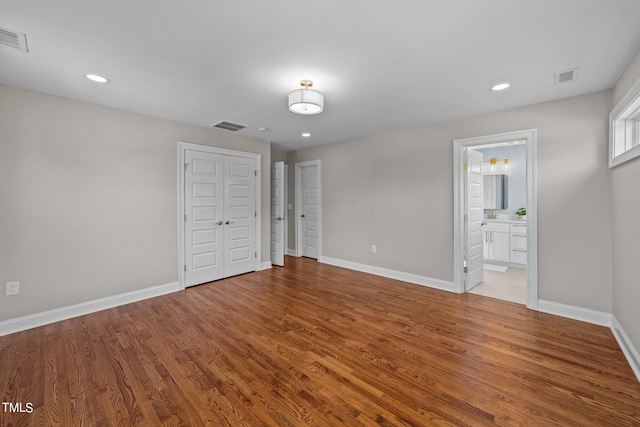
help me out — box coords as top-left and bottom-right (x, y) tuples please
(453, 129), (538, 310)
(177, 141), (262, 290)
(295, 160), (322, 259)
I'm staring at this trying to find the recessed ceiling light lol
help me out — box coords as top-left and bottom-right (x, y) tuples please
(490, 83), (510, 91)
(301, 132), (311, 137)
(85, 74), (110, 83)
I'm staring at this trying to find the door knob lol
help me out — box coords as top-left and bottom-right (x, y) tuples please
(301, 214), (305, 218)
(216, 221), (223, 225)
(277, 217), (283, 221)
(225, 220), (234, 225)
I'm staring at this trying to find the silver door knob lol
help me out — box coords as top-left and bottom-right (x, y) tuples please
(277, 216), (283, 221)
(225, 220), (234, 225)
(216, 221), (223, 225)
(301, 214), (305, 218)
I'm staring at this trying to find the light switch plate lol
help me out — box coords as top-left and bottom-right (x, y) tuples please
(6, 281), (19, 296)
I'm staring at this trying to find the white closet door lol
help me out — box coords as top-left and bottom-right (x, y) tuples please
(465, 149), (484, 290)
(301, 164), (319, 259)
(270, 162), (285, 266)
(185, 150), (224, 287)
(224, 155), (257, 277)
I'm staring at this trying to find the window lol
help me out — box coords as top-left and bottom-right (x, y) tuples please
(610, 78), (640, 168)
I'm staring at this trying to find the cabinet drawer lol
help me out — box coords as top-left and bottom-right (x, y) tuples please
(511, 235), (527, 249)
(483, 222), (509, 232)
(510, 223), (527, 236)
(511, 248), (527, 264)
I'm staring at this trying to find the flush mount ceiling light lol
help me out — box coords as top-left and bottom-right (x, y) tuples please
(301, 132), (311, 137)
(490, 82), (510, 91)
(85, 74), (110, 83)
(288, 80), (324, 115)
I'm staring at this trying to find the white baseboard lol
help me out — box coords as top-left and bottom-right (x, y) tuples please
(611, 316), (640, 383)
(287, 249), (297, 256)
(0, 281), (180, 337)
(320, 256), (455, 293)
(538, 300), (612, 327)
(260, 261), (272, 270)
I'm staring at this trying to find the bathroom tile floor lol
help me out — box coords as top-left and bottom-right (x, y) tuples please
(468, 267), (527, 304)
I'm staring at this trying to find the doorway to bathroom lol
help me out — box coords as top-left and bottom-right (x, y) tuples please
(453, 129), (538, 310)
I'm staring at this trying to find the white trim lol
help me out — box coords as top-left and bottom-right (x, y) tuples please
(537, 300), (612, 327)
(453, 129), (539, 310)
(178, 142), (262, 289)
(320, 256), (455, 293)
(295, 160), (322, 259)
(609, 77), (640, 168)
(260, 261), (272, 270)
(0, 282), (180, 337)
(611, 316), (640, 383)
(287, 248), (297, 256)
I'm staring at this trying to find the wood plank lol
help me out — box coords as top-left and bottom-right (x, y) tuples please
(1, 256), (639, 426)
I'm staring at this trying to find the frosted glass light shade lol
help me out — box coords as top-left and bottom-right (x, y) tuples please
(288, 88), (324, 115)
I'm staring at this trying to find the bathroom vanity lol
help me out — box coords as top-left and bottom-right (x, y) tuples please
(482, 219), (527, 267)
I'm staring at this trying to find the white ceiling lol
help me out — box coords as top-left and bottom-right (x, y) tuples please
(2, 0), (640, 151)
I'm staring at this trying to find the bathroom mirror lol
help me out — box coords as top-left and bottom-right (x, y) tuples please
(484, 174), (508, 210)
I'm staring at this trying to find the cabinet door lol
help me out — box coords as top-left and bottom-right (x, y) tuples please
(483, 230), (491, 259)
(491, 231), (510, 262)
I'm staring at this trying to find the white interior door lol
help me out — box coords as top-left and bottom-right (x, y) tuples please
(223, 155), (257, 277)
(185, 150), (224, 286)
(465, 148), (484, 290)
(299, 163), (319, 259)
(270, 162), (285, 266)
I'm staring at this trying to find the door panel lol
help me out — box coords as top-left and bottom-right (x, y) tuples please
(301, 164), (318, 259)
(465, 149), (484, 290)
(270, 162), (285, 266)
(224, 155), (256, 277)
(185, 150), (224, 286)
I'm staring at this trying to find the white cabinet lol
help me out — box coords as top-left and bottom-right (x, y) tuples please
(510, 223), (527, 265)
(483, 222), (510, 262)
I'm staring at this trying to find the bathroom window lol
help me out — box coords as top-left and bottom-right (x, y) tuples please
(610, 78), (640, 168)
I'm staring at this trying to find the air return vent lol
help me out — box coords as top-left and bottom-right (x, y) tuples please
(210, 120), (248, 132)
(0, 26), (28, 52)
(554, 67), (579, 85)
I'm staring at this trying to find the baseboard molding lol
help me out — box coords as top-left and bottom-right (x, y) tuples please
(286, 249), (297, 256)
(320, 256), (455, 293)
(260, 261), (272, 270)
(611, 316), (640, 383)
(538, 300), (612, 327)
(0, 281), (180, 337)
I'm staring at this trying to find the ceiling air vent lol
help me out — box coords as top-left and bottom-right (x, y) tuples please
(554, 67), (579, 85)
(0, 26), (28, 52)
(210, 120), (248, 132)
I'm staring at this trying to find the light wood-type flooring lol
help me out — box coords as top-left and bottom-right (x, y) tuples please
(468, 267), (527, 304)
(1, 256), (639, 426)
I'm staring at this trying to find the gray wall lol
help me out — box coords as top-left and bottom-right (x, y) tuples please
(0, 84), (271, 322)
(612, 48), (640, 357)
(288, 90), (613, 313)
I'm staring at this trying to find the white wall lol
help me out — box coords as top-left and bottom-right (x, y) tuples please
(477, 144), (527, 216)
(288, 90), (613, 312)
(0, 84), (271, 322)
(611, 48), (640, 355)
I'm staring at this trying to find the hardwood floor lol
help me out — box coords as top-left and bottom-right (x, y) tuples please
(1, 256), (639, 426)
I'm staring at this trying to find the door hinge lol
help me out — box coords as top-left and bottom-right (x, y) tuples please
(254, 170), (257, 177)
(255, 252), (257, 258)
(184, 214), (187, 222)
(463, 162), (468, 170)
(184, 265), (187, 272)
(464, 214), (468, 221)
(464, 266), (468, 273)
(255, 211), (257, 217)
(184, 163), (189, 171)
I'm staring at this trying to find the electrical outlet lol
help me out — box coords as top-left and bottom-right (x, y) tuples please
(6, 281), (19, 296)
(372, 245), (377, 253)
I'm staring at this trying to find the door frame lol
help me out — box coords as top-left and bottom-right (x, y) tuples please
(295, 160), (322, 259)
(177, 141), (262, 290)
(453, 129), (538, 310)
